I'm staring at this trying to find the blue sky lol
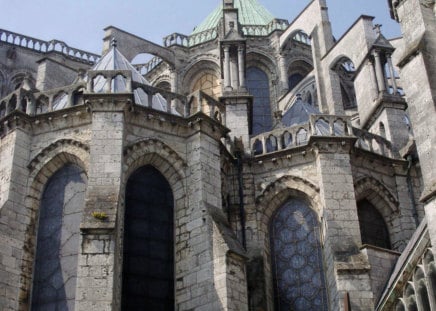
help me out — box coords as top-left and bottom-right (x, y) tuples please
(0, 0), (400, 54)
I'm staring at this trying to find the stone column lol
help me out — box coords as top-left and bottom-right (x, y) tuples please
(223, 46), (232, 91)
(278, 54), (289, 93)
(373, 50), (386, 93)
(368, 60), (379, 100)
(231, 54), (240, 90)
(386, 53), (398, 95)
(238, 46), (246, 91)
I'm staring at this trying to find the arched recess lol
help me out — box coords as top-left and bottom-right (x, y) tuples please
(20, 148), (89, 311)
(270, 197), (328, 310)
(357, 199), (391, 249)
(287, 59), (313, 91)
(31, 164), (87, 310)
(122, 165), (174, 310)
(331, 56), (357, 110)
(182, 59), (220, 96)
(255, 176), (322, 310)
(118, 139), (186, 309)
(354, 176), (399, 249)
(182, 59), (221, 113)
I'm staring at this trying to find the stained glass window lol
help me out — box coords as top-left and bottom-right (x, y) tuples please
(357, 200), (391, 249)
(270, 198), (328, 311)
(31, 164), (86, 311)
(122, 166), (174, 310)
(247, 67), (272, 136)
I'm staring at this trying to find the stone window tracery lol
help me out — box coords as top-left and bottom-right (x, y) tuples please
(191, 72), (221, 98)
(270, 198), (328, 311)
(31, 164), (87, 310)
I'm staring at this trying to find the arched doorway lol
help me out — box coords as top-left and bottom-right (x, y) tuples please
(122, 165), (174, 310)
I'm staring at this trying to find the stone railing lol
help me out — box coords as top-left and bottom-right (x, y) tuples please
(250, 123), (312, 156)
(163, 19), (289, 47)
(353, 128), (395, 158)
(0, 29), (100, 64)
(242, 18), (289, 36)
(250, 114), (397, 157)
(163, 28), (219, 47)
(308, 114), (353, 136)
(133, 57), (163, 75)
(187, 90), (225, 123)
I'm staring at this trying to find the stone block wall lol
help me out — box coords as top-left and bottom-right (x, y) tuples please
(361, 245), (400, 301)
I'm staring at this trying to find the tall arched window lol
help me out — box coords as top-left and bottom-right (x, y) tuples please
(247, 67), (272, 135)
(191, 72), (221, 99)
(270, 198), (328, 310)
(357, 200), (391, 249)
(122, 166), (174, 310)
(31, 164), (87, 310)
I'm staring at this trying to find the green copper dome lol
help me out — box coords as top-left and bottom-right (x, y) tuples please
(192, 0), (275, 34)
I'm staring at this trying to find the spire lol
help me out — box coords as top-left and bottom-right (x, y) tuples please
(373, 24), (382, 36)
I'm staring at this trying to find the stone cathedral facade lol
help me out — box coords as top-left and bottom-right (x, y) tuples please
(1, 0), (436, 310)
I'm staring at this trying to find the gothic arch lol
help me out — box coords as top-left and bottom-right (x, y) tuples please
(246, 51), (278, 94)
(330, 55), (357, 109)
(354, 176), (399, 214)
(118, 138), (186, 309)
(181, 58), (220, 94)
(287, 59), (314, 90)
(123, 138), (186, 182)
(255, 175), (323, 310)
(27, 139), (90, 176)
(20, 151), (89, 310)
(256, 175), (322, 248)
(280, 29), (312, 51)
(354, 176), (401, 249)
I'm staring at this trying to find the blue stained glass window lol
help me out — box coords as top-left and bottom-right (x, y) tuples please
(270, 198), (328, 311)
(32, 164), (86, 311)
(247, 67), (272, 135)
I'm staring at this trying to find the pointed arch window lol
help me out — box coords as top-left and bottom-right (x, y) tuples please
(247, 67), (272, 135)
(270, 198), (328, 310)
(357, 200), (391, 249)
(122, 165), (174, 310)
(31, 164), (87, 310)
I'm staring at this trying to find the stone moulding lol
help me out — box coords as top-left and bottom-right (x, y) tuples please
(27, 139), (90, 173)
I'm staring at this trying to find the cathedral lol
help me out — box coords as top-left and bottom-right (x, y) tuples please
(0, 0), (435, 310)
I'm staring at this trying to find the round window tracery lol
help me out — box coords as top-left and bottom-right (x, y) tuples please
(270, 198), (328, 311)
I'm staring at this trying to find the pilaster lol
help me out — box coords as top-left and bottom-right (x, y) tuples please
(0, 118), (31, 311)
(313, 139), (374, 311)
(75, 95), (129, 311)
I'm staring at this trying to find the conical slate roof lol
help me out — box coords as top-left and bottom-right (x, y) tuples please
(192, 0), (274, 34)
(91, 44), (169, 112)
(53, 44), (173, 114)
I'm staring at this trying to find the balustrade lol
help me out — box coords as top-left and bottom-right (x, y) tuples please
(134, 57), (163, 75)
(0, 28), (100, 64)
(353, 128), (395, 158)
